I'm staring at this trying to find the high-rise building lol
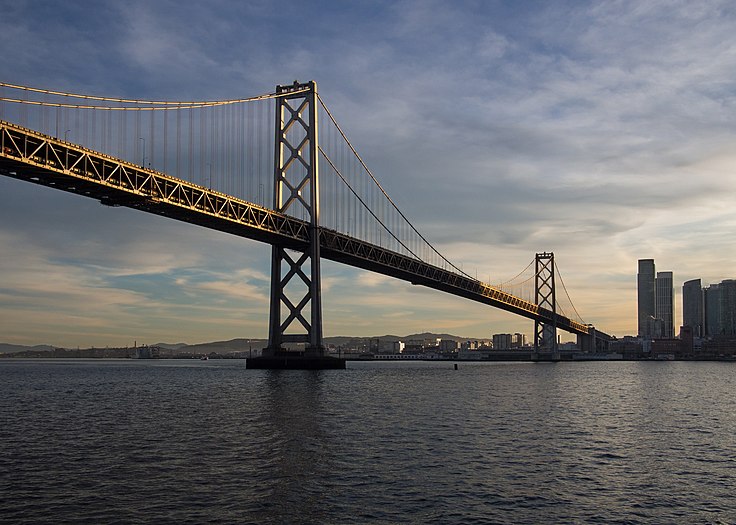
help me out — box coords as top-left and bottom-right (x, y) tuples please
(493, 333), (513, 350)
(637, 259), (656, 337)
(682, 279), (704, 337)
(703, 280), (736, 337)
(704, 283), (722, 337)
(720, 280), (736, 337)
(656, 271), (674, 338)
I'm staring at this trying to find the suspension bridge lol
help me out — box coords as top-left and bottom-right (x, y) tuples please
(0, 80), (610, 368)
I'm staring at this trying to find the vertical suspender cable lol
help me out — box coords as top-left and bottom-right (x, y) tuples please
(200, 106), (206, 186)
(175, 109), (181, 178)
(149, 106), (155, 169)
(188, 107), (193, 182)
(163, 107), (168, 174)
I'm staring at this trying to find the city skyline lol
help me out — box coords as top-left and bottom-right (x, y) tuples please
(639, 260), (736, 341)
(2, 1), (736, 347)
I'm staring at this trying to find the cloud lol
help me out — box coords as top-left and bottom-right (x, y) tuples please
(2, 0), (736, 345)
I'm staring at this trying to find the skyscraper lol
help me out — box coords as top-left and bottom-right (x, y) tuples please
(704, 283), (722, 337)
(637, 259), (656, 337)
(656, 271), (674, 338)
(704, 280), (736, 337)
(720, 280), (736, 337)
(682, 279), (704, 337)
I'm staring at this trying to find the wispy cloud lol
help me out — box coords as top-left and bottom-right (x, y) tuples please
(2, 0), (736, 345)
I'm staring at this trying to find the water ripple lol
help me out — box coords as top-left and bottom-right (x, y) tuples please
(2, 360), (736, 523)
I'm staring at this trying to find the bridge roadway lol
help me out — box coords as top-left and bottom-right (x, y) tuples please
(0, 119), (591, 336)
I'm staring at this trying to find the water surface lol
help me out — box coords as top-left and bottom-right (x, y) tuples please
(1, 359), (735, 524)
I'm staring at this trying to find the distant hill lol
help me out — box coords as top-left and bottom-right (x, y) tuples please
(352, 333), (472, 343)
(184, 338), (266, 353)
(164, 334), (476, 353)
(152, 342), (190, 351)
(0, 343), (55, 354)
(0, 333), (481, 356)
(401, 332), (472, 342)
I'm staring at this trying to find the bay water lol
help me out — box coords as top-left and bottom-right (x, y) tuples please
(1, 359), (735, 524)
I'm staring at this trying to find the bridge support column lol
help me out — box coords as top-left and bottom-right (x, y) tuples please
(251, 81), (344, 369)
(578, 326), (596, 353)
(533, 252), (559, 361)
(578, 327), (609, 354)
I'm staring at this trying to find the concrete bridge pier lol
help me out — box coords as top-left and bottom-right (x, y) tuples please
(246, 350), (346, 370)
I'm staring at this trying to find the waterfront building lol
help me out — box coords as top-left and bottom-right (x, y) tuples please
(705, 283), (723, 336)
(645, 316), (666, 339)
(492, 333), (512, 350)
(656, 271), (675, 338)
(721, 280), (736, 337)
(651, 338), (683, 359)
(491, 333), (527, 350)
(439, 339), (458, 352)
(679, 325), (695, 355)
(682, 279), (704, 337)
(637, 259), (656, 338)
(610, 336), (644, 359)
(637, 259), (675, 339)
(694, 279), (736, 337)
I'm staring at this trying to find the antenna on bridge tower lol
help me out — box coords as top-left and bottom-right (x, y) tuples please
(265, 80), (325, 358)
(534, 252), (559, 360)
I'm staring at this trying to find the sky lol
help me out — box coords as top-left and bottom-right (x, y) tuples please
(1, 0), (736, 347)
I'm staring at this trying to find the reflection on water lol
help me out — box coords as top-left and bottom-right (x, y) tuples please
(1, 360), (736, 524)
(260, 370), (331, 524)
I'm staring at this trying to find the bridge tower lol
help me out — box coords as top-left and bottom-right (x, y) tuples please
(261, 80), (334, 365)
(534, 252), (559, 359)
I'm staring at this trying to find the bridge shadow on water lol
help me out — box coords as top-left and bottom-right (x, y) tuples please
(256, 370), (335, 524)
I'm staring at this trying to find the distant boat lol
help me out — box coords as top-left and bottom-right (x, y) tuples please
(200, 355), (209, 361)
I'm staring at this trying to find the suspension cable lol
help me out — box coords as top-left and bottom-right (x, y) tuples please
(319, 146), (422, 261)
(317, 94), (468, 278)
(0, 98), (236, 110)
(505, 273), (536, 288)
(494, 258), (535, 287)
(0, 81), (308, 109)
(554, 261), (585, 324)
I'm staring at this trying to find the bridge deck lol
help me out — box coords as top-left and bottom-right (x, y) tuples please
(0, 119), (592, 336)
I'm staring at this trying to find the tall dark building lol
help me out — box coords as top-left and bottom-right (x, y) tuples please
(704, 283), (722, 336)
(637, 259), (656, 337)
(682, 279), (703, 337)
(703, 280), (736, 337)
(656, 271), (674, 338)
(721, 280), (736, 337)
